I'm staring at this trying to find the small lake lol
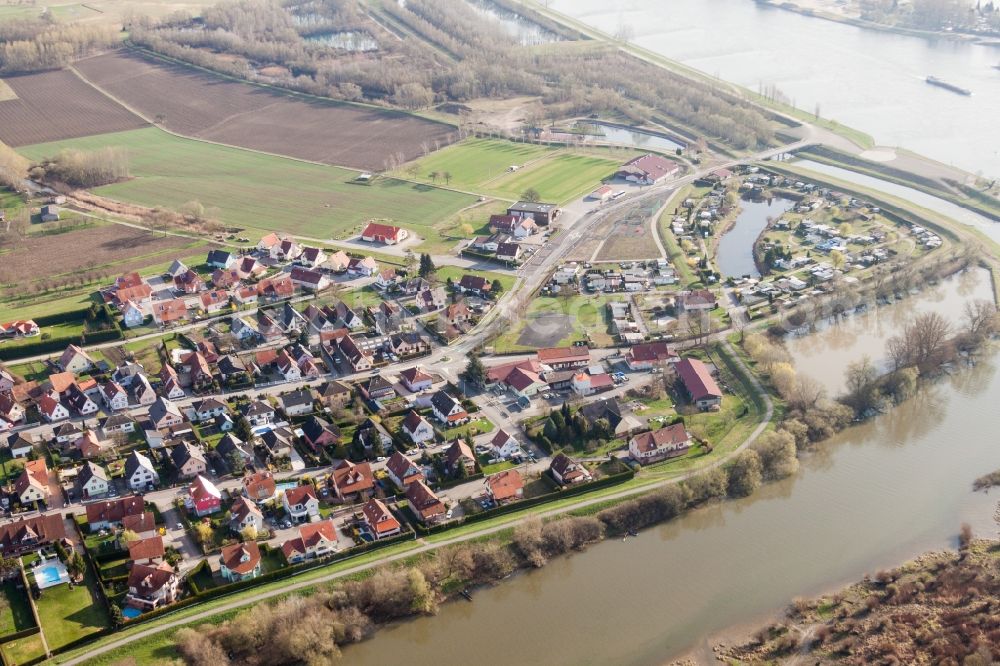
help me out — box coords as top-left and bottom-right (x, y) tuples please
(304, 30), (379, 52)
(716, 196), (794, 278)
(465, 0), (563, 45)
(573, 121), (686, 152)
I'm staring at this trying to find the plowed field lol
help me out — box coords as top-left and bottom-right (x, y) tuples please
(75, 50), (457, 171)
(0, 70), (147, 147)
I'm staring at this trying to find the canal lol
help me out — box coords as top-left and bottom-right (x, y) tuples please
(549, 0), (1000, 179)
(344, 267), (1000, 664)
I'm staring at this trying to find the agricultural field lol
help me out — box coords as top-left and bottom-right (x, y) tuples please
(401, 137), (632, 204)
(74, 50), (458, 172)
(0, 70), (147, 147)
(18, 128), (476, 240)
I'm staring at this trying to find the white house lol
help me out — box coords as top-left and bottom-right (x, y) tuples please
(430, 391), (469, 426)
(122, 301), (146, 328)
(401, 410), (435, 445)
(76, 461), (110, 499)
(124, 450), (159, 492)
(100, 381), (129, 412)
(628, 423), (691, 465)
(282, 485), (320, 523)
(489, 430), (521, 460)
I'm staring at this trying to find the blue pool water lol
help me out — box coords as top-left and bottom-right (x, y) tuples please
(275, 482), (299, 493)
(35, 563), (69, 588)
(122, 607), (142, 619)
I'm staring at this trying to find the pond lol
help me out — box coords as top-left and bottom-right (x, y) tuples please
(465, 0), (563, 46)
(716, 196), (794, 278)
(572, 121), (686, 153)
(304, 31), (379, 52)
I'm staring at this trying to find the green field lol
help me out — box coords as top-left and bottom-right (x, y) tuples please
(19, 128), (475, 240)
(488, 153), (623, 203)
(402, 138), (557, 191)
(400, 138), (628, 204)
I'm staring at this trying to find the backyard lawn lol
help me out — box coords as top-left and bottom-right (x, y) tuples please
(0, 580), (36, 638)
(33, 568), (111, 650)
(441, 417), (495, 441)
(1, 632), (46, 664)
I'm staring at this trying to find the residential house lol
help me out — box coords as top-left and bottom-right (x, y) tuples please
(236, 256), (266, 280)
(199, 290), (230, 314)
(386, 451), (424, 489)
(240, 400), (275, 427)
(74, 430), (111, 459)
(361, 375), (395, 402)
(486, 359), (547, 398)
(14, 459), (50, 506)
(550, 453), (593, 485)
(122, 301), (146, 328)
(233, 286), (259, 306)
(445, 301), (471, 327)
(400, 366), (433, 393)
(211, 268), (241, 290)
(0, 393), (24, 426)
(299, 246), (327, 268)
(126, 562), (179, 610)
(322, 250), (351, 273)
(259, 426), (295, 458)
(571, 371), (614, 397)
(361, 222), (408, 245)
(229, 496), (264, 535)
(329, 460), (374, 503)
(217, 355), (249, 384)
(496, 242), (521, 263)
(625, 341), (678, 371)
(59, 344), (94, 373)
(166, 260), (188, 279)
(401, 410), (435, 445)
(85, 496), (145, 530)
(628, 423), (691, 464)
(255, 311), (284, 342)
(507, 201), (559, 225)
(430, 391), (469, 426)
(677, 289), (718, 312)
(230, 316), (261, 343)
(122, 511), (155, 536)
(0, 368), (15, 392)
(489, 214), (537, 238)
(206, 249), (236, 269)
(243, 470), (277, 504)
(151, 299), (188, 325)
(76, 461), (110, 499)
(5, 432), (34, 458)
(171, 442), (208, 479)
(290, 267), (330, 291)
(389, 332), (430, 358)
(100, 381), (129, 412)
(38, 394), (69, 422)
(347, 255), (378, 277)
(316, 380), (352, 409)
(174, 269), (205, 295)
(52, 422), (82, 444)
(537, 346), (590, 370)
(361, 498), (401, 539)
(354, 419), (392, 455)
(405, 481), (446, 524)
(188, 475), (222, 516)
(192, 397), (228, 423)
(674, 357), (723, 410)
(415, 287), (446, 312)
(281, 519), (338, 563)
(257, 275), (295, 302)
(300, 416), (340, 451)
(274, 237), (302, 262)
(219, 541), (262, 582)
(279, 389), (314, 417)
(124, 450), (159, 492)
(127, 535), (165, 564)
(374, 268), (399, 291)
(283, 485), (320, 523)
(274, 350), (302, 382)
(445, 439), (476, 476)
(128, 374), (157, 406)
(456, 274), (492, 297)
(0, 320), (39, 338)
(149, 397), (185, 430)
(488, 430), (521, 460)
(158, 366), (186, 400)
(581, 397), (642, 439)
(216, 434), (254, 469)
(0, 514), (66, 556)
(486, 469), (524, 504)
(65, 384), (99, 417)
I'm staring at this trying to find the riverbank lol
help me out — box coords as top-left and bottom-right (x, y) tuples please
(721, 536), (1000, 663)
(754, 0), (1000, 47)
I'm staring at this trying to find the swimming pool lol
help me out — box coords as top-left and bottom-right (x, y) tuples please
(275, 482), (299, 493)
(35, 562), (69, 589)
(122, 607), (143, 619)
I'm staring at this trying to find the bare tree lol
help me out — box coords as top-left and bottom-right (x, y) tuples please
(963, 299), (997, 339)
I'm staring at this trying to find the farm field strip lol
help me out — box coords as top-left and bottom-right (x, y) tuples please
(18, 127), (476, 239)
(0, 69), (147, 147)
(74, 50), (457, 172)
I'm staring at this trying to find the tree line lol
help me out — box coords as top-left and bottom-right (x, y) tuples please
(129, 0), (775, 150)
(0, 18), (118, 74)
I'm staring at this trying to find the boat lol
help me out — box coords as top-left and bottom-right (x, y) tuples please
(460, 588), (473, 601)
(926, 76), (972, 96)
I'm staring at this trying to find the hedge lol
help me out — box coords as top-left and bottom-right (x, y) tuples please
(0, 626), (40, 646)
(31, 308), (93, 327)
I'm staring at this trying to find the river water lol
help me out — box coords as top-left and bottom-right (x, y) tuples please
(345, 267), (1000, 664)
(549, 0), (1000, 179)
(716, 196), (794, 278)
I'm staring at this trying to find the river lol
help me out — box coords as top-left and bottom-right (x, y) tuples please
(716, 196), (794, 278)
(344, 268), (1000, 664)
(548, 0), (1000, 179)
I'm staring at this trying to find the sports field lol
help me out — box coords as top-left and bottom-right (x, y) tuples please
(400, 138), (628, 204)
(19, 127), (475, 239)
